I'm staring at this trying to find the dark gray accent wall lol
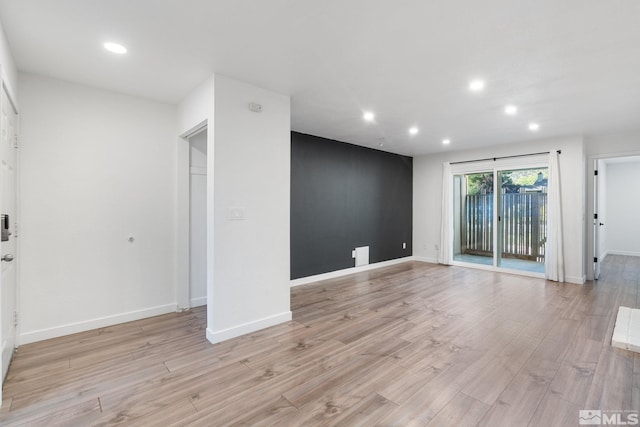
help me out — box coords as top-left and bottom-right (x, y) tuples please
(291, 132), (412, 279)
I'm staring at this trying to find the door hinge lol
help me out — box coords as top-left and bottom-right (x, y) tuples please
(594, 170), (598, 176)
(13, 311), (18, 327)
(594, 257), (598, 263)
(13, 134), (18, 149)
(594, 213), (598, 219)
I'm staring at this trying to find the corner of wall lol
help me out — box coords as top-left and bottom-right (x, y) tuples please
(206, 311), (292, 344)
(0, 19), (18, 101)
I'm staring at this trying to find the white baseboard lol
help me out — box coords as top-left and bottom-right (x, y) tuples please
(608, 250), (640, 257)
(566, 275), (586, 285)
(190, 296), (207, 307)
(290, 256), (415, 287)
(2, 324), (15, 381)
(413, 256), (438, 264)
(206, 311), (292, 344)
(18, 303), (177, 345)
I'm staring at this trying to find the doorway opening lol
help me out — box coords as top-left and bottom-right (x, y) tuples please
(592, 155), (640, 280)
(188, 129), (207, 308)
(452, 165), (548, 275)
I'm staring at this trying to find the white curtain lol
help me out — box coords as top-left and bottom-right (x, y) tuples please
(545, 151), (565, 282)
(439, 162), (453, 265)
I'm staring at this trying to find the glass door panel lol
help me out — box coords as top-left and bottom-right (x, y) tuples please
(453, 172), (494, 266)
(497, 168), (547, 273)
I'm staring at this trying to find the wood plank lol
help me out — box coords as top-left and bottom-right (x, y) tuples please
(527, 395), (581, 427)
(548, 360), (597, 407)
(478, 357), (559, 426)
(426, 392), (490, 427)
(0, 256), (638, 426)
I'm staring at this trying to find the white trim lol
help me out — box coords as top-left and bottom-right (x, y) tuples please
(18, 304), (177, 345)
(190, 166), (207, 175)
(565, 275), (586, 285)
(608, 250), (640, 258)
(206, 311), (292, 344)
(414, 256), (438, 264)
(190, 296), (207, 307)
(290, 256), (414, 287)
(1, 69), (19, 115)
(176, 136), (191, 311)
(1, 324), (15, 382)
(180, 119), (208, 139)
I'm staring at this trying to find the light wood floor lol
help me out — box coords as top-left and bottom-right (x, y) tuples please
(1, 256), (639, 426)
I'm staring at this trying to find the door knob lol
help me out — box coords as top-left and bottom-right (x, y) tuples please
(1, 254), (14, 262)
(599, 222), (605, 226)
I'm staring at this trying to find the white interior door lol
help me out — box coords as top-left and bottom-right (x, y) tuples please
(1, 86), (18, 382)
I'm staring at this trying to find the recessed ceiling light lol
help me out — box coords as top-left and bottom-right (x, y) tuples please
(442, 139), (451, 145)
(104, 42), (127, 54)
(409, 127), (419, 135)
(468, 79), (485, 92)
(504, 105), (518, 115)
(363, 111), (375, 122)
(528, 122), (540, 131)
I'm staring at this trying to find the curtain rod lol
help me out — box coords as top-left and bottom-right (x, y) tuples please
(450, 150), (561, 165)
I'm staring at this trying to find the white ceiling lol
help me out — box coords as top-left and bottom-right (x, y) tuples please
(1, 0), (639, 156)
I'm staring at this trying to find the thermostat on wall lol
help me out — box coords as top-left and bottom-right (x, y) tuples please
(248, 102), (262, 113)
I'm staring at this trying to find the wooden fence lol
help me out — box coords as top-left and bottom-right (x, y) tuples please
(463, 192), (547, 262)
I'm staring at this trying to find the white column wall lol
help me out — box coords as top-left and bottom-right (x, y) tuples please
(208, 74), (291, 342)
(176, 74), (291, 343)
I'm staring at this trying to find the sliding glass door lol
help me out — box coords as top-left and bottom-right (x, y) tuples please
(452, 165), (548, 275)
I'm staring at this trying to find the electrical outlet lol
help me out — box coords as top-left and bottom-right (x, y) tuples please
(402, 242), (406, 249)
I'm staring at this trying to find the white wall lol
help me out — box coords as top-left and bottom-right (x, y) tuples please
(586, 131), (640, 158)
(18, 73), (178, 343)
(189, 130), (207, 307)
(605, 161), (640, 257)
(0, 20), (17, 99)
(209, 74), (291, 342)
(414, 136), (586, 284)
(178, 76), (215, 136)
